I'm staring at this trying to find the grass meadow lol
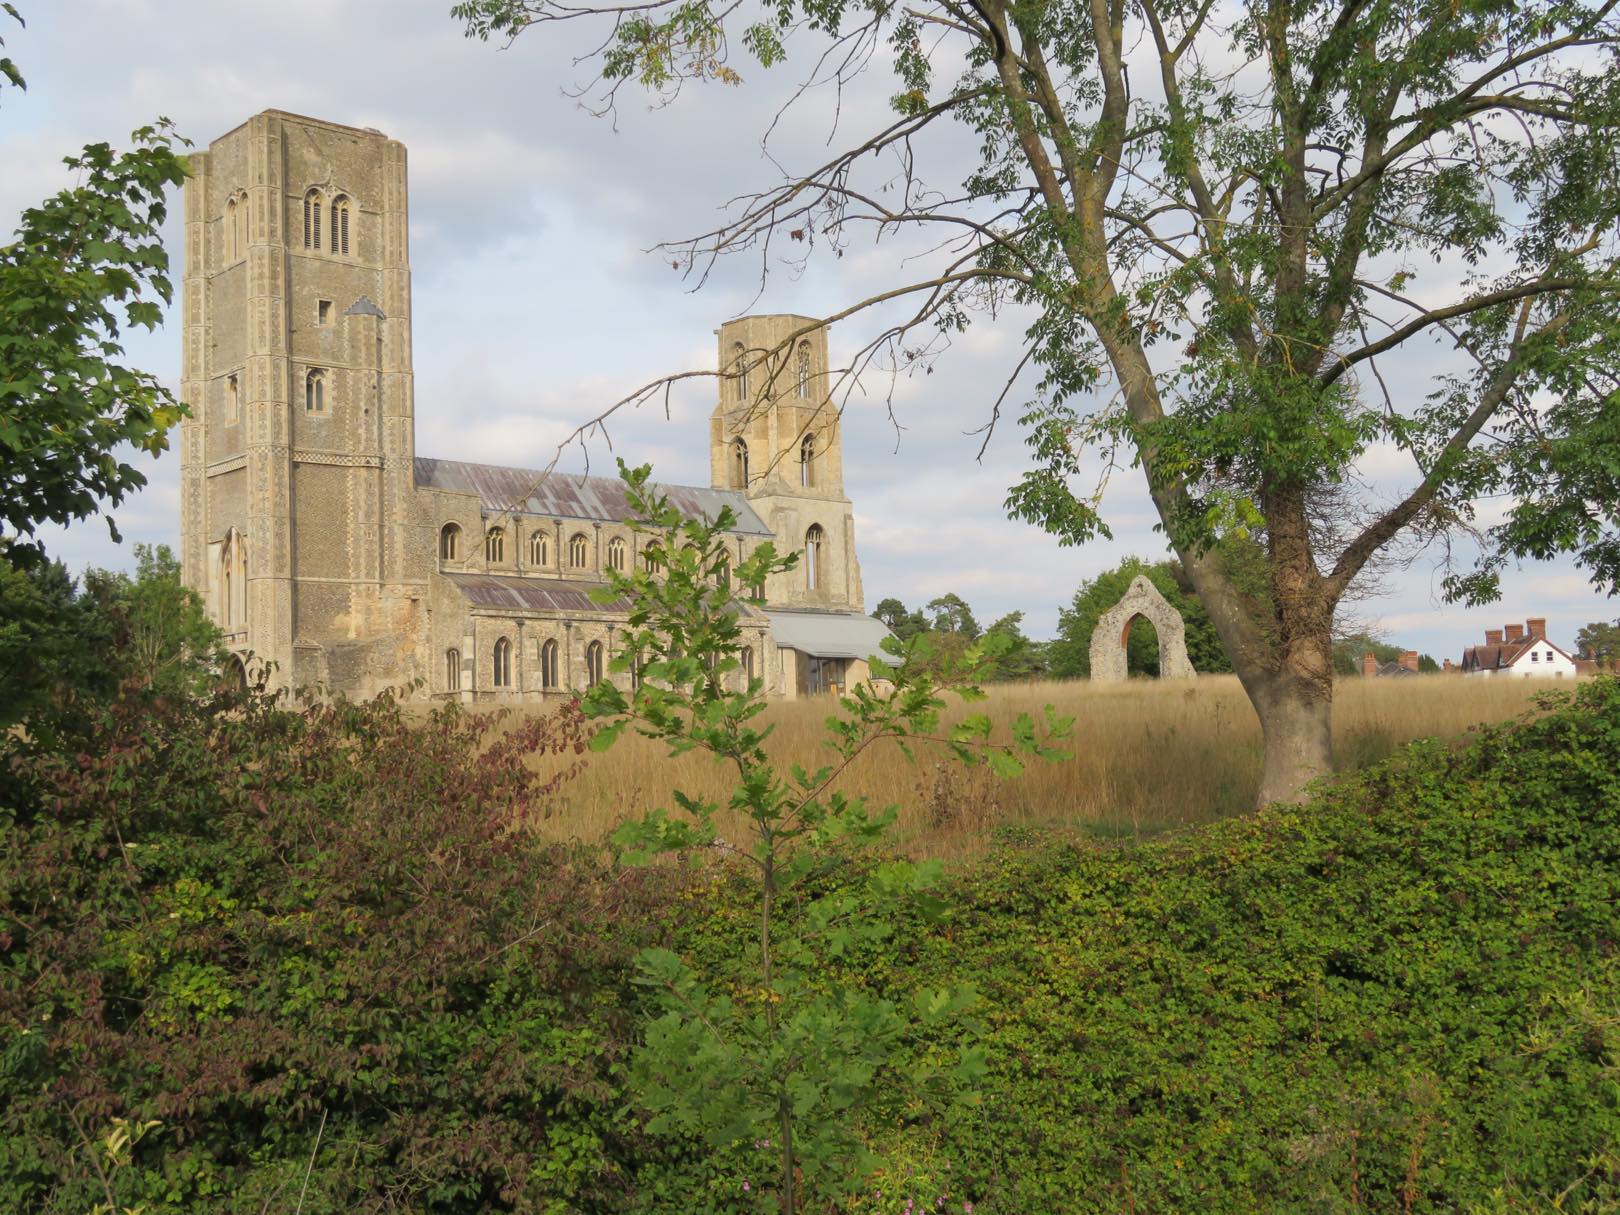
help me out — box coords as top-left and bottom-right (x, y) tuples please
(505, 674), (1563, 857)
(495, 677), (1568, 855)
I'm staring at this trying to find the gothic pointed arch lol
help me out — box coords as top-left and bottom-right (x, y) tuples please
(1088, 575), (1196, 681)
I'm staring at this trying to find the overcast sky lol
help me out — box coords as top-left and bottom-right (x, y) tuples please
(6, 0), (1616, 655)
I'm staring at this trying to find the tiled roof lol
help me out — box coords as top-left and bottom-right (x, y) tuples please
(1461, 635), (1571, 671)
(415, 458), (774, 536)
(442, 573), (624, 615)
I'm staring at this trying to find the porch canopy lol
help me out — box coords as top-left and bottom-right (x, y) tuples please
(765, 609), (893, 661)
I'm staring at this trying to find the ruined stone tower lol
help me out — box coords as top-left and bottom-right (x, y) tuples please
(708, 315), (864, 612)
(180, 111), (422, 690)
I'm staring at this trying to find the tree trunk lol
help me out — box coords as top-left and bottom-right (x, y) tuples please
(1250, 665), (1334, 806)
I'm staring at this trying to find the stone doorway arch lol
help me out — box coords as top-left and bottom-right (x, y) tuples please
(1089, 574), (1196, 681)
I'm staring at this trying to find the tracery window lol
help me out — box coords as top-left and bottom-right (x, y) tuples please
(304, 368), (327, 414)
(585, 640), (605, 688)
(529, 531), (550, 566)
(539, 638), (559, 689)
(485, 527), (505, 564)
(569, 533), (589, 569)
(741, 646), (755, 686)
(493, 637), (512, 688)
(800, 435), (815, 488)
(330, 194), (351, 255)
(805, 524), (824, 592)
(445, 648), (461, 692)
(607, 536), (627, 572)
(715, 554), (730, 590)
(439, 523), (462, 562)
(797, 341), (811, 398)
(731, 438), (749, 489)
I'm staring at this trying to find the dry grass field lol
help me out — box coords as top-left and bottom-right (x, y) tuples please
(503, 674), (1565, 857)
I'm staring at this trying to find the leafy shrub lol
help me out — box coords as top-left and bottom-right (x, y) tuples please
(0, 683), (680, 1213)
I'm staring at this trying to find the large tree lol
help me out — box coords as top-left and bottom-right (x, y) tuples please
(457, 0), (1620, 803)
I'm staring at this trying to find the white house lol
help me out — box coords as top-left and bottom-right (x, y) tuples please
(1459, 618), (1579, 678)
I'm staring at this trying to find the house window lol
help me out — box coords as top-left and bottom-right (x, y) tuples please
(1531, 651), (1539, 662)
(439, 523), (461, 562)
(540, 638), (559, 689)
(485, 527), (505, 564)
(529, 532), (549, 566)
(317, 299), (333, 325)
(797, 341), (811, 398)
(225, 373), (240, 425)
(304, 368), (327, 414)
(585, 640), (604, 688)
(800, 435), (815, 488)
(493, 637), (512, 688)
(607, 537), (627, 572)
(731, 438), (749, 489)
(303, 189), (322, 250)
(805, 524), (824, 591)
(330, 195), (351, 256)
(445, 648), (461, 692)
(569, 533), (589, 568)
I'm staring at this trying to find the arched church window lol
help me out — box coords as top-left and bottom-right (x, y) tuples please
(800, 435), (815, 488)
(493, 637), (512, 688)
(303, 189), (322, 250)
(439, 522), (462, 562)
(643, 544), (664, 574)
(734, 341), (749, 401)
(715, 554), (730, 590)
(731, 438), (749, 489)
(585, 640), (605, 688)
(529, 531), (550, 566)
(304, 368), (327, 414)
(330, 194), (351, 256)
(225, 196), (238, 263)
(569, 533), (589, 569)
(797, 341), (811, 398)
(741, 646), (754, 686)
(225, 373), (240, 425)
(236, 193), (249, 260)
(607, 537), (627, 573)
(540, 638), (559, 689)
(804, 524), (824, 592)
(485, 527), (505, 564)
(445, 648), (461, 692)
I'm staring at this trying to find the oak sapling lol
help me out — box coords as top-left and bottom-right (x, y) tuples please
(581, 460), (1070, 1214)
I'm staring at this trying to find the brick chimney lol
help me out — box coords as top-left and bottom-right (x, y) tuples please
(1362, 651), (1378, 678)
(1527, 617), (1547, 638)
(1505, 623), (1524, 642)
(1400, 650), (1419, 672)
(1486, 628), (1504, 645)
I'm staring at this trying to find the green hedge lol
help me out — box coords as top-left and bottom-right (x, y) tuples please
(4, 677), (1618, 1212)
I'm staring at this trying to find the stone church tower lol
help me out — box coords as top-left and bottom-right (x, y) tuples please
(708, 315), (863, 611)
(180, 111), (423, 690)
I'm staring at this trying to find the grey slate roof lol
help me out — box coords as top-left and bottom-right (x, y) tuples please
(765, 609), (893, 660)
(415, 457), (774, 536)
(442, 573), (626, 615)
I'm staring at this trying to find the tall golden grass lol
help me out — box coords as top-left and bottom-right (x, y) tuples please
(505, 674), (1562, 858)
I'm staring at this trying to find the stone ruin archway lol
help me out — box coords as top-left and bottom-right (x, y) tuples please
(1089, 574), (1196, 681)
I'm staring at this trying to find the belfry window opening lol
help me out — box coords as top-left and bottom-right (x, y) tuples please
(797, 341), (811, 398)
(734, 341), (749, 401)
(303, 190), (322, 250)
(805, 524), (824, 592)
(330, 195), (351, 255)
(800, 435), (815, 488)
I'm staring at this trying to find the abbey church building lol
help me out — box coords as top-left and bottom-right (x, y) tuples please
(180, 110), (889, 700)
